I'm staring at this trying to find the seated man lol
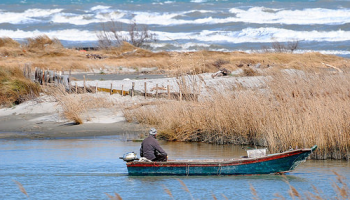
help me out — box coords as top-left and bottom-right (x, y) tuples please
(140, 128), (167, 162)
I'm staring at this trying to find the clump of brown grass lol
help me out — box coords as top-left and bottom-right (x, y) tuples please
(0, 37), (23, 57)
(46, 86), (114, 124)
(243, 67), (259, 76)
(0, 37), (20, 48)
(124, 71), (350, 159)
(0, 65), (41, 107)
(25, 35), (63, 51)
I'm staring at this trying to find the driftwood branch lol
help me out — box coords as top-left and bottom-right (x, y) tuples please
(322, 62), (343, 73)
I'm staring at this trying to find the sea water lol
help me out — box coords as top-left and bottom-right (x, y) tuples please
(0, 0), (349, 57)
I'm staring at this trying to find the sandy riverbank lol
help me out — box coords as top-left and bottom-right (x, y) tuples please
(0, 93), (148, 140)
(0, 114), (144, 139)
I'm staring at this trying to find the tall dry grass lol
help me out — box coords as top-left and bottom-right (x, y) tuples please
(0, 66), (41, 107)
(44, 86), (114, 124)
(124, 71), (350, 160)
(0, 37), (20, 48)
(25, 35), (63, 51)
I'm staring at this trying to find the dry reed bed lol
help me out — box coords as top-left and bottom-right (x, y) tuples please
(124, 71), (350, 160)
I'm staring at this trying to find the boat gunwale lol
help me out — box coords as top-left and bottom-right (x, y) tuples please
(126, 147), (314, 168)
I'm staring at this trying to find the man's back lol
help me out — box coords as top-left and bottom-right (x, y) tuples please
(140, 135), (167, 161)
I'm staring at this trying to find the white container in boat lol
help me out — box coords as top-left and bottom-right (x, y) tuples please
(247, 149), (267, 158)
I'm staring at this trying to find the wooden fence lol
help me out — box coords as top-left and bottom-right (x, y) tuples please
(27, 66), (198, 101)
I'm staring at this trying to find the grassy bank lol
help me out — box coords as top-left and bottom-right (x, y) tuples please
(124, 71), (350, 160)
(0, 66), (41, 107)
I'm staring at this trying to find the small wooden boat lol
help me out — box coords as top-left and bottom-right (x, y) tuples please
(121, 145), (317, 176)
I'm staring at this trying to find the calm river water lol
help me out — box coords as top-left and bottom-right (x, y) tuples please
(1, 136), (349, 200)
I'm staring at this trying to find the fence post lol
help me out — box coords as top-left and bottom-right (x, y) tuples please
(95, 82), (98, 93)
(110, 83), (113, 95)
(83, 75), (86, 93)
(75, 82), (78, 94)
(156, 84), (158, 98)
(121, 85), (124, 96)
(144, 82), (147, 99)
(179, 89), (182, 101)
(131, 82), (135, 97)
(167, 85), (170, 99)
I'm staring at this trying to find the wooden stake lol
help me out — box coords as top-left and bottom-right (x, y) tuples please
(75, 82), (78, 94)
(144, 82), (147, 99)
(110, 83), (113, 95)
(167, 85), (170, 99)
(156, 84), (158, 98)
(179, 89), (182, 101)
(121, 85), (124, 96)
(95, 82), (98, 93)
(83, 75), (86, 93)
(131, 82), (135, 97)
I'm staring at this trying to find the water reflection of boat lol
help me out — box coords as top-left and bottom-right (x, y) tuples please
(122, 145), (317, 176)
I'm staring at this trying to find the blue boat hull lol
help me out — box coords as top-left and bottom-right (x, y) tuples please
(126, 145), (317, 176)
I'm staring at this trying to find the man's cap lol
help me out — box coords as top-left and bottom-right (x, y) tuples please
(149, 128), (157, 135)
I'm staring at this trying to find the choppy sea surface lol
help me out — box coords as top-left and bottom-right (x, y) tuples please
(0, 0), (350, 57)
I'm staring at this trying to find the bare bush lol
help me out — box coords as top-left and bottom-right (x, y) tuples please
(97, 20), (157, 49)
(262, 40), (299, 53)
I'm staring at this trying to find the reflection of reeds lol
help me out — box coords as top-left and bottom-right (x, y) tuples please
(124, 71), (350, 160)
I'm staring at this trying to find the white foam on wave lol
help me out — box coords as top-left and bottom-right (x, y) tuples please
(1, 27), (349, 44)
(154, 27), (350, 43)
(90, 5), (111, 11)
(0, 8), (63, 24)
(109, 6), (350, 26)
(229, 7), (350, 25)
(190, 0), (207, 2)
(51, 11), (125, 25)
(1, 6), (349, 26)
(0, 29), (97, 41)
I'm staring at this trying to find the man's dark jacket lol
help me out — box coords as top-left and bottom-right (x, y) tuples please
(140, 135), (167, 161)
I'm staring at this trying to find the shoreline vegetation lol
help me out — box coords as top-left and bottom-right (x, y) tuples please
(1, 35), (350, 160)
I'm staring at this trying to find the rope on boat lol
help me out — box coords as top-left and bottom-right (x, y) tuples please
(217, 164), (222, 175)
(186, 164), (190, 176)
